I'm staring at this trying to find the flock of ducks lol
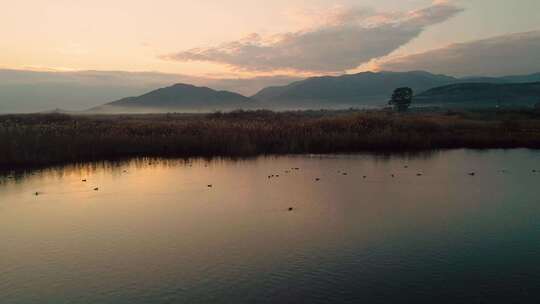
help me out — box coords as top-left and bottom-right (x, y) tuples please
(265, 165), (539, 212)
(26, 164), (540, 206)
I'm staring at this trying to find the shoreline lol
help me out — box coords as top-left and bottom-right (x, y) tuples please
(1, 148), (538, 178)
(1, 147), (537, 174)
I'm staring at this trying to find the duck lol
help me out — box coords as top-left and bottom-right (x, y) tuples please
(93, 187), (99, 191)
(288, 207), (294, 211)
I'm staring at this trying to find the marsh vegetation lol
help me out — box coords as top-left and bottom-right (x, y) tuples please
(1, 109), (540, 168)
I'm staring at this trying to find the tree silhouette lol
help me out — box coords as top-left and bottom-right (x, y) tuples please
(389, 87), (413, 112)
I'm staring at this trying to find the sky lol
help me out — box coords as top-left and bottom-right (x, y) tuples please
(1, 0), (539, 77)
(0, 0), (539, 112)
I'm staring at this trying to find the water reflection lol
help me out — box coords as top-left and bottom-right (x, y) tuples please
(1, 150), (442, 182)
(1, 149), (540, 304)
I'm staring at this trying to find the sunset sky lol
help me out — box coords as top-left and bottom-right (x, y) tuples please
(1, 0), (539, 78)
(1, 0), (540, 112)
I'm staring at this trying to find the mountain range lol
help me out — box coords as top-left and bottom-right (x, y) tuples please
(89, 71), (540, 113)
(252, 71), (456, 108)
(90, 83), (252, 113)
(416, 82), (540, 106)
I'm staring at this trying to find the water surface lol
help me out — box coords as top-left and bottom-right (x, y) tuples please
(1, 150), (540, 303)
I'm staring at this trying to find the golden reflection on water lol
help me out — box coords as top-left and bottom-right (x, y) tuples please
(1, 150), (540, 303)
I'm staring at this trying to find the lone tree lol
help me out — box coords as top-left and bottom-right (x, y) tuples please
(389, 87), (413, 112)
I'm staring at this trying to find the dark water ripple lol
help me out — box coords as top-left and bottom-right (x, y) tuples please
(1, 150), (540, 303)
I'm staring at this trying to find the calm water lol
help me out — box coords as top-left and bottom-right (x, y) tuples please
(1, 150), (540, 303)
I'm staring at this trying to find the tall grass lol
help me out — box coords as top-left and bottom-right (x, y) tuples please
(1, 109), (540, 168)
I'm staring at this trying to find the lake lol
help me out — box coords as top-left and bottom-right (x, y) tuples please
(1, 149), (540, 303)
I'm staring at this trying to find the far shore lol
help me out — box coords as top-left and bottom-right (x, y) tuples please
(1, 109), (540, 169)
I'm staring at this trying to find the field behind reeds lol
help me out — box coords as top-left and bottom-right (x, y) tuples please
(1, 109), (540, 168)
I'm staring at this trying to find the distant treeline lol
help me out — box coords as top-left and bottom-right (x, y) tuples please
(1, 109), (540, 168)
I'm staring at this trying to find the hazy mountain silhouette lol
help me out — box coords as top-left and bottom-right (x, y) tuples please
(0, 69), (300, 113)
(251, 71), (540, 109)
(415, 82), (540, 107)
(87, 71), (540, 113)
(252, 71), (457, 108)
(462, 73), (540, 84)
(90, 83), (253, 113)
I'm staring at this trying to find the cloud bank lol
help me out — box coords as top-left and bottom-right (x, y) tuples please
(161, 3), (463, 73)
(377, 31), (540, 76)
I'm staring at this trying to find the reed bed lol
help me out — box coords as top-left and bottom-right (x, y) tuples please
(1, 109), (540, 168)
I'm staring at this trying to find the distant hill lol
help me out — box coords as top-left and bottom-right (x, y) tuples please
(252, 71), (457, 109)
(38, 108), (74, 114)
(88, 71), (540, 113)
(462, 73), (540, 84)
(415, 82), (540, 107)
(0, 69), (301, 113)
(90, 83), (254, 113)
